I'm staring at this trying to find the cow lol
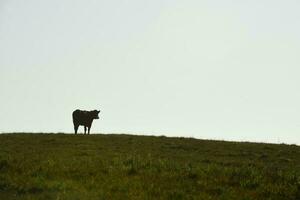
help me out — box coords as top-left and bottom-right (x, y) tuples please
(72, 109), (100, 134)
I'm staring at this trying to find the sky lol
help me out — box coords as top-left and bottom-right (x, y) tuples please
(1, 0), (300, 144)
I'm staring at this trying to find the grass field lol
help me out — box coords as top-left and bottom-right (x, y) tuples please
(0, 133), (299, 200)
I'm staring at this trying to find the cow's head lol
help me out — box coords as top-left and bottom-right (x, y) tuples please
(91, 110), (100, 119)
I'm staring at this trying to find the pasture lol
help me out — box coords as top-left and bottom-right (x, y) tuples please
(0, 133), (299, 199)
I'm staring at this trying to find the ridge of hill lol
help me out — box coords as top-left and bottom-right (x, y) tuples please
(0, 133), (299, 199)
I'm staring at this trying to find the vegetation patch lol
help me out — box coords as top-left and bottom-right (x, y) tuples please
(0, 133), (299, 199)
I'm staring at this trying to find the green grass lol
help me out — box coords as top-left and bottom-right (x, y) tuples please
(0, 133), (299, 200)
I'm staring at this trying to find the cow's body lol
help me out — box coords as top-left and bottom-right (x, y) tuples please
(72, 109), (100, 134)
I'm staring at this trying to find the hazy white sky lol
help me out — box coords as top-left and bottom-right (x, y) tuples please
(1, 0), (300, 144)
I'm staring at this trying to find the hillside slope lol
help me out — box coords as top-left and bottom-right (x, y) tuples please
(0, 133), (299, 200)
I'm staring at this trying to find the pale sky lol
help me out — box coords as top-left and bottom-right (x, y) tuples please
(1, 0), (300, 144)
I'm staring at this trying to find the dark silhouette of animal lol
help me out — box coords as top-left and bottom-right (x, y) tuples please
(72, 109), (100, 134)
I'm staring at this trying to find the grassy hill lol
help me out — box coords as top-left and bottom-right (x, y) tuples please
(0, 133), (299, 200)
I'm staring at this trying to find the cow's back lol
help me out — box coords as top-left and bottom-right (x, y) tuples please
(72, 109), (89, 125)
(72, 109), (81, 121)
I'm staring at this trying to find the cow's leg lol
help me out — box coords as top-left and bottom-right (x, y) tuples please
(74, 124), (79, 134)
(88, 126), (91, 134)
(84, 126), (87, 134)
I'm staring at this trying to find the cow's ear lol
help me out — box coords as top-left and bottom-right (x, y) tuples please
(98, 110), (101, 113)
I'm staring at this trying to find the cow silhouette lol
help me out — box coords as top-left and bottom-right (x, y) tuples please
(72, 109), (100, 134)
